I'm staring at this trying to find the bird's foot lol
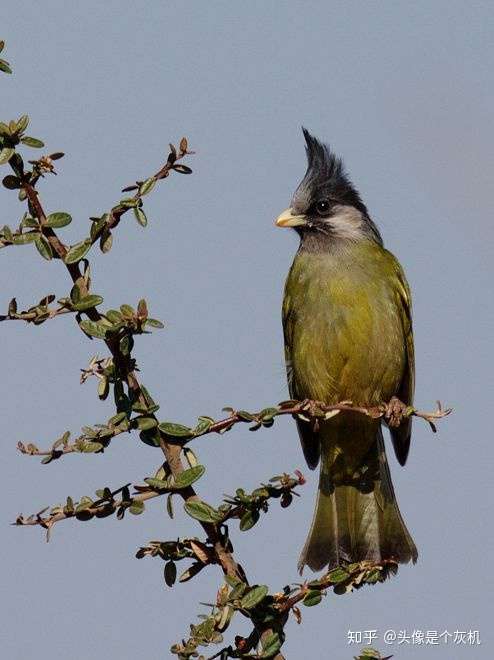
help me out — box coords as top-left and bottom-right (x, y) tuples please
(384, 396), (409, 428)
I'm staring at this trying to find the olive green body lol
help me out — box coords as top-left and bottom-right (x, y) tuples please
(283, 238), (417, 572)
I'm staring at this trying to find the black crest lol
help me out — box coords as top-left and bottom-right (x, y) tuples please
(302, 127), (347, 188)
(300, 128), (367, 210)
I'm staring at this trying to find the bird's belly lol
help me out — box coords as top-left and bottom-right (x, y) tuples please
(288, 286), (405, 407)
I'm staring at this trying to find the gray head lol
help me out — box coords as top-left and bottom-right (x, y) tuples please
(275, 128), (382, 246)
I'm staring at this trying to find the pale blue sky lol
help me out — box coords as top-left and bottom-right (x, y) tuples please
(2, 2), (493, 659)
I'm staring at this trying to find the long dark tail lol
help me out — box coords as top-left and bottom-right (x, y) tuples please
(298, 427), (417, 573)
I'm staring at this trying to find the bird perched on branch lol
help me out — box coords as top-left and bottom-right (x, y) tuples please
(276, 129), (417, 573)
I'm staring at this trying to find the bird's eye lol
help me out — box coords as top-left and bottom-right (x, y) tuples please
(315, 200), (330, 216)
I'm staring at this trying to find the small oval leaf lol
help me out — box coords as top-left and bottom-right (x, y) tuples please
(302, 590), (322, 607)
(139, 178), (156, 196)
(79, 319), (108, 339)
(0, 147), (14, 165)
(133, 207), (147, 227)
(158, 422), (193, 438)
(45, 212), (72, 228)
(184, 500), (221, 524)
(12, 231), (40, 244)
(239, 509), (260, 531)
(35, 235), (53, 260)
(164, 561), (176, 587)
(21, 136), (44, 148)
(173, 465), (205, 489)
(64, 239), (92, 264)
(72, 295), (104, 312)
(240, 585), (268, 610)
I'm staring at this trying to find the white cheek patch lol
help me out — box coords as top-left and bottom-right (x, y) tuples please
(327, 205), (365, 240)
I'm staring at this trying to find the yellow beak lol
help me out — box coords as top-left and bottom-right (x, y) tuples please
(275, 207), (307, 228)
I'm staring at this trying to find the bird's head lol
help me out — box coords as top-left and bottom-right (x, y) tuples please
(275, 128), (382, 246)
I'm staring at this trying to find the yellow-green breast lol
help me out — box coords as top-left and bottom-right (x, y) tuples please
(283, 239), (408, 407)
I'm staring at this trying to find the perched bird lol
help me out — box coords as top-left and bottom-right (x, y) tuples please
(276, 129), (418, 573)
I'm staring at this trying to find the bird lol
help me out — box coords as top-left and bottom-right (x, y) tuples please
(276, 128), (418, 574)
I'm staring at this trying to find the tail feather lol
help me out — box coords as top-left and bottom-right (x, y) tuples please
(298, 427), (417, 573)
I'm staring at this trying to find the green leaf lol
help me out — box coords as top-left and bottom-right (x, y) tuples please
(158, 422), (193, 438)
(184, 500), (221, 524)
(193, 418), (213, 435)
(302, 590), (322, 607)
(144, 477), (170, 490)
(183, 447), (199, 468)
(328, 567), (349, 584)
(100, 230), (112, 253)
(64, 239), (92, 264)
(75, 496), (93, 511)
(82, 441), (104, 453)
(364, 568), (382, 584)
(129, 499), (145, 515)
(0, 147), (14, 165)
(178, 561), (204, 583)
(237, 410), (255, 421)
(119, 333), (134, 356)
(16, 115), (29, 134)
(119, 304), (134, 318)
(35, 235), (53, 260)
(173, 465), (205, 489)
(225, 574), (243, 589)
(358, 649), (383, 659)
(106, 413), (126, 428)
(119, 197), (137, 209)
(20, 136), (44, 148)
(135, 416), (157, 431)
(239, 509), (260, 531)
(12, 231), (40, 244)
(138, 177), (156, 196)
(2, 174), (19, 189)
(21, 215), (39, 228)
(0, 60), (12, 74)
(105, 309), (123, 324)
(137, 298), (148, 318)
(240, 585), (268, 610)
(260, 407), (279, 419)
(144, 477), (169, 489)
(145, 318), (164, 329)
(133, 206), (147, 227)
(229, 582), (248, 601)
(72, 295), (104, 311)
(90, 216), (106, 241)
(45, 212), (72, 228)
(173, 164), (192, 174)
(97, 376), (109, 400)
(261, 632), (281, 658)
(164, 560), (177, 587)
(166, 493), (174, 519)
(79, 319), (108, 339)
(139, 428), (161, 448)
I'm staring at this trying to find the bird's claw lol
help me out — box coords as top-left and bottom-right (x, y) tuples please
(384, 396), (408, 428)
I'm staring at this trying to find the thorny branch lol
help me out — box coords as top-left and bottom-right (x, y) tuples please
(15, 472), (305, 543)
(16, 397), (451, 462)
